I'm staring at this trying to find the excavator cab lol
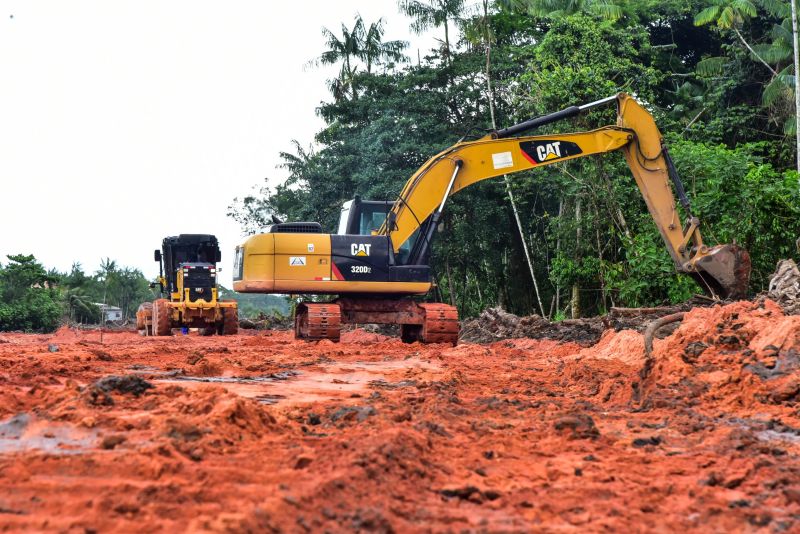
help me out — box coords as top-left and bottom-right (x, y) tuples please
(337, 196), (393, 235)
(336, 196), (418, 264)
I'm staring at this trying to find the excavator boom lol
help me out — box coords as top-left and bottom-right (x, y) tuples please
(378, 93), (750, 299)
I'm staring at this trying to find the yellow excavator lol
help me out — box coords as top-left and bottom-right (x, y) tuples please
(233, 93), (750, 344)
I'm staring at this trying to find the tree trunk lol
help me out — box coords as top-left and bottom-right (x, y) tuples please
(571, 197), (582, 319)
(733, 27), (778, 76)
(593, 201), (608, 312)
(792, 0), (800, 176)
(445, 258), (456, 306)
(444, 15), (450, 66)
(554, 198), (563, 317)
(481, 0), (546, 317)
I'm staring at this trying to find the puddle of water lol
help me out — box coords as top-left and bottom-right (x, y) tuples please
(0, 414), (97, 455)
(756, 430), (800, 444)
(158, 359), (439, 405)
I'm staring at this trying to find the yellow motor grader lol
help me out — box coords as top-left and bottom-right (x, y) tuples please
(137, 234), (238, 336)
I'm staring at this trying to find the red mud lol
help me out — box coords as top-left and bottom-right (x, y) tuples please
(1, 301), (799, 532)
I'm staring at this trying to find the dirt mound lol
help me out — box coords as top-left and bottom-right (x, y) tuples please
(640, 299), (800, 409)
(576, 328), (644, 366)
(48, 326), (82, 343)
(460, 307), (604, 345)
(460, 301), (710, 346)
(239, 313), (292, 330)
(340, 329), (391, 343)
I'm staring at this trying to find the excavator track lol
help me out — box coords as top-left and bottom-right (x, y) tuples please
(418, 303), (459, 344)
(295, 303), (341, 341)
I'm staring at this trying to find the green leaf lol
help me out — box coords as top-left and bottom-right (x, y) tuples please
(762, 75), (787, 106)
(731, 0), (757, 18)
(717, 6), (736, 28)
(695, 56), (727, 76)
(694, 6), (720, 26)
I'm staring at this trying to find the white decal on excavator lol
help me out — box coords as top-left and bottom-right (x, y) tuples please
(351, 243), (372, 257)
(492, 151), (513, 169)
(289, 256), (306, 266)
(536, 142), (562, 161)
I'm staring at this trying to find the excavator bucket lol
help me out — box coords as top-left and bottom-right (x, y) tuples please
(690, 244), (751, 300)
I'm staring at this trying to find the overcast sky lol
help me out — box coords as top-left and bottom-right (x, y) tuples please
(0, 1), (439, 285)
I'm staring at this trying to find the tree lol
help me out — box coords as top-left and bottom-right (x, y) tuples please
(0, 255), (62, 332)
(64, 287), (101, 324)
(507, 0), (624, 20)
(792, 0), (800, 176)
(310, 16), (366, 101)
(360, 18), (408, 73)
(309, 16), (409, 101)
(695, 0), (777, 75)
(398, 0), (466, 65)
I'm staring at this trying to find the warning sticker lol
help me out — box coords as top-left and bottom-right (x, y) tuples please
(289, 256), (306, 266)
(307, 243), (315, 252)
(492, 151), (513, 169)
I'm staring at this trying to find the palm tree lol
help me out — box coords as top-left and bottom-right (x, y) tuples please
(64, 288), (100, 324)
(695, 0), (800, 174)
(96, 257), (117, 283)
(501, 0), (623, 20)
(755, 0), (800, 173)
(360, 18), (408, 73)
(398, 0), (466, 65)
(695, 0), (777, 76)
(310, 16), (365, 101)
(309, 16), (407, 101)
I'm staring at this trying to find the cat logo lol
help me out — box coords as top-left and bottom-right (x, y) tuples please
(519, 139), (583, 165)
(289, 256), (306, 266)
(350, 243), (372, 257)
(536, 142), (562, 161)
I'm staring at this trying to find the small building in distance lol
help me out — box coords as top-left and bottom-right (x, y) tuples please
(94, 303), (123, 323)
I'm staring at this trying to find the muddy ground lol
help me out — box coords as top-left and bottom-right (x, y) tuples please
(1, 300), (799, 532)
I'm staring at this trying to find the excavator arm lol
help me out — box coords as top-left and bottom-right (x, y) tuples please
(378, 93), (750, 299)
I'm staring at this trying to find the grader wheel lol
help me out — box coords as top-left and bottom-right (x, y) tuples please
(152, 299), (172, 336)
(136, 302), (153, 336)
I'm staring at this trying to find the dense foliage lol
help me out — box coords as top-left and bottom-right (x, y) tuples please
(0, 255), (62, 332)
(0, 255), (154, 332)
(0, 254), (290, 333)
(219, 287), (290, 319)
(230, 1), (800, 318)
